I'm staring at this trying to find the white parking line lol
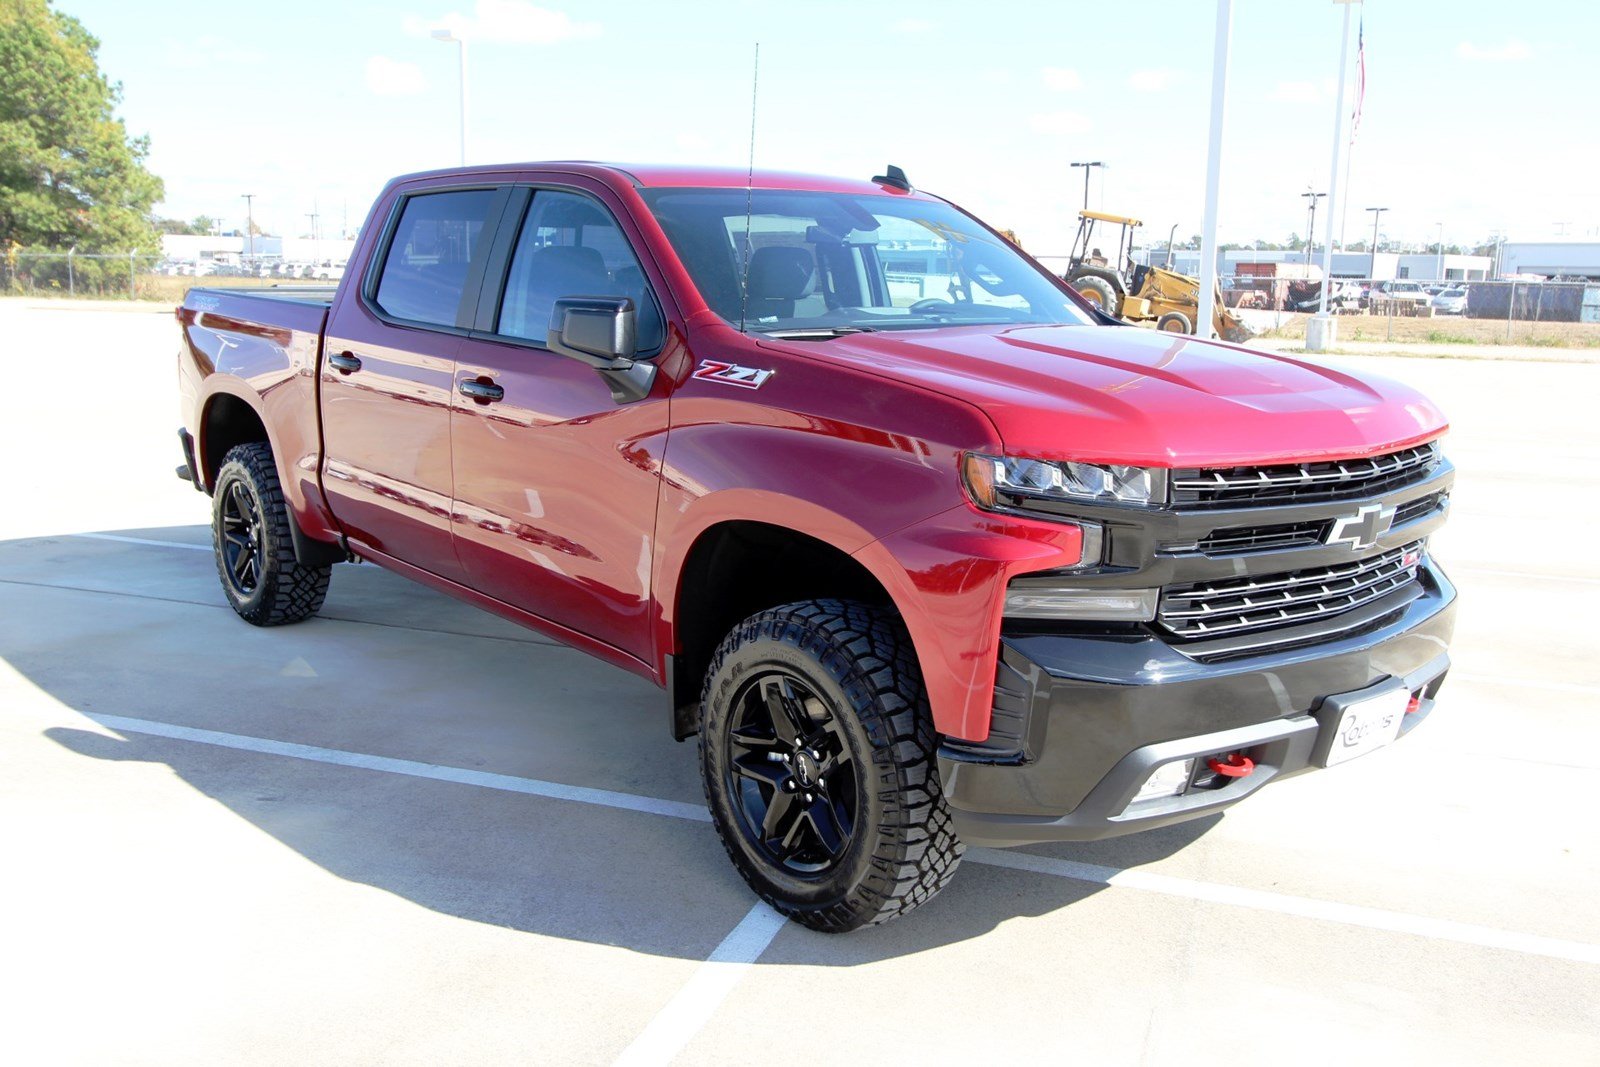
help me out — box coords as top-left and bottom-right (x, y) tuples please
(71, 532), (210, 551)
(88, 712), (1600, 967)
(612, 902), (788, 1067)
(1454, 673), (1599, 696)
(88, 713), (711, 824)
(1455, 565), (1600, 586)
(971, 849), (1600, 965)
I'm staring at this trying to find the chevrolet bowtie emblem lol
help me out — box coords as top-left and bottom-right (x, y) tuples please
(1325, 503), (1397, 551)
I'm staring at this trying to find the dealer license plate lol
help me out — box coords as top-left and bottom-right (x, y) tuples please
(1320, 686), (1409, 768)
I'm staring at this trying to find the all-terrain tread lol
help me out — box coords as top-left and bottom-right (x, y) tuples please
(213, 443), (331, 626)
(699, 599), (964, 932)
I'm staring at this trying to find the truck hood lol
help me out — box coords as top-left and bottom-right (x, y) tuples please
(761, 324), (1447, 466)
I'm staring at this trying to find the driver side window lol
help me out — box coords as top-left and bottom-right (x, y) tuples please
(497, 190), (664, 351)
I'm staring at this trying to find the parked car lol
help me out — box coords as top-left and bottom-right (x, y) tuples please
(1432, 288), (1468, 314)
(1378, 280), (1432, 307)
(175, 162), (1457, 931)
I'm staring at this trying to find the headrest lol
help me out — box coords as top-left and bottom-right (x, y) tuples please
(747, 246), (816, 301)
(529, 245), (608, 290)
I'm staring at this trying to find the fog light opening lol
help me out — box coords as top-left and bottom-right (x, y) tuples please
(1130, 758), (1195, 805)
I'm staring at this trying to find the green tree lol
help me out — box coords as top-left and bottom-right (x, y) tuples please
(0, 0), (163, 253)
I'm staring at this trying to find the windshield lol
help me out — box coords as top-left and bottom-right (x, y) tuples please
(641, 188), (1095, 334)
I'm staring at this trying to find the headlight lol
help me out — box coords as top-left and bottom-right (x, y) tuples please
(962, 453), (1167, 510)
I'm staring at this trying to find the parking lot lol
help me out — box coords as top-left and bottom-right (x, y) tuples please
(3, 301), (1597, 1064)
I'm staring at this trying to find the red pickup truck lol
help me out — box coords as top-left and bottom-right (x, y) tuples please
(176, 162), (1456, 931)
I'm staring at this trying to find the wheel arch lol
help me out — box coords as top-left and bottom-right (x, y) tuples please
(664, 515), (909, 742)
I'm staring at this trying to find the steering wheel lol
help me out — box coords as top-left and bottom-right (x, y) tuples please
(909, 297), (960, 314)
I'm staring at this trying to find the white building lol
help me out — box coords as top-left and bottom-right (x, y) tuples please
(160, 234), (356, 267)
(1499, 241), (1600, 281)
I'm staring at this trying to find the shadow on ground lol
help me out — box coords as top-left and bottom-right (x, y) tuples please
(11, 525), (1217, 962)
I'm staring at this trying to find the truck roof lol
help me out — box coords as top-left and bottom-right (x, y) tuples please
(386, 161), (926, 197)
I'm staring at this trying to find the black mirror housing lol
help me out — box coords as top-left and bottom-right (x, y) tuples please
(546, 296), (656, 404)
(548, 296), (637, 364)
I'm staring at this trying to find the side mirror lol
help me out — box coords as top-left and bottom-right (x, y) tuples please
(547, 296), (656, 403)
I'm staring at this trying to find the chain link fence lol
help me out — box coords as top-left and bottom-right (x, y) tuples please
(4, 252), (338, 302)
(1032, 255), (1600, 348)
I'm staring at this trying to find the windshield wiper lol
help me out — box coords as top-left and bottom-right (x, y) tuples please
(760, 326), (877, 340)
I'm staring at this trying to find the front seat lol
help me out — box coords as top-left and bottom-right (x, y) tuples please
(745, 246), (817, 321)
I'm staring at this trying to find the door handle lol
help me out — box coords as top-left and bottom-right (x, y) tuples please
(328, 351), (362, 374)
(459, 378), (505, 403)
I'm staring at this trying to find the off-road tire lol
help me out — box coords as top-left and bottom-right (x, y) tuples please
(1071, 274), (1120, 315)
(212, 442), (331, 626)
(699, 599), (963, 932)
(1157, 310), (1194, 334)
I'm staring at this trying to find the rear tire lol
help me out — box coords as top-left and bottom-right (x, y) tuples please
(699, 600), (963, 932)
(211, 443), (331, 626)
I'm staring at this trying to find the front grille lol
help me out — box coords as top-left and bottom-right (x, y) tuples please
(1158, 541), (1424, 640)
(1166, 490), (1448, 557)
(1171, 443), (1440, 509)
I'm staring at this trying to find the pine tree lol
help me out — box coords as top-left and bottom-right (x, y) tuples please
(0, 0), (163, 252)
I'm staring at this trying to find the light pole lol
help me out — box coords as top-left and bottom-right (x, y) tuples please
(1366, 206), (1387, 280)
(432, 29), (468, 165)
(1302, 190), (1326, 265)
(242, 193), (255, 263)
(1435, 221), (1444, 281)
(1069, 161), (1106, 212)
(1196, 0), (1233, 340)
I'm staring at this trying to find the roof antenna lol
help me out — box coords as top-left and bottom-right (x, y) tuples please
(872, 164), (912, 192)
(738, 42), (760, 334)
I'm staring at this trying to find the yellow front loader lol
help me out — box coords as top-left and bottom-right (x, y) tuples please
(1061, 211), (1251, 344)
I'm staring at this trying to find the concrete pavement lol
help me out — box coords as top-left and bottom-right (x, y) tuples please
(2, 303), (1596, 1065)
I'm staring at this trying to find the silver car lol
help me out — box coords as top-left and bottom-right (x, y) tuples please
(1432, 288), (1468, 315)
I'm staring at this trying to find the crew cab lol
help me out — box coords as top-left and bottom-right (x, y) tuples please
(176, 162), (1456, 931)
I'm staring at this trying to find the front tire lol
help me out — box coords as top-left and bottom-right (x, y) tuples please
(211, 443), (331, 626)
(699, 600), (963, 932)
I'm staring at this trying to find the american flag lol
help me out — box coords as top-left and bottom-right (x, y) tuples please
(1349, 17), (1366, 145)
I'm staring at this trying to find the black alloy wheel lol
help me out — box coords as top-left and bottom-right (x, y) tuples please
(218, 478), (265, 597)
(724, 671), (858, 874)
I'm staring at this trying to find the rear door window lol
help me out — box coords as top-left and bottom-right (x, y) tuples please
(374, 189), (498, 327)
(497, 190), (664, 351)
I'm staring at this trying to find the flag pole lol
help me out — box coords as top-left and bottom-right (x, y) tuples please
(1310, 0), (1359, 351)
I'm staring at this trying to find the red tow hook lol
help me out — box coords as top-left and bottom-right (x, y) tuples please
(1207, 752), (1255, 778)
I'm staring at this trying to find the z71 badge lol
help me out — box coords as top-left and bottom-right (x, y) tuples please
(692, 360), (775, 389)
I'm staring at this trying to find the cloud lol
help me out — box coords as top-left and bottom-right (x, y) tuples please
(1028, 111), (1092, 136)
(1457, 39), (1531, 62)
(1128, 68), (1177, 93)
(891, 17), (934, 34)
(403, 0), (601, 43)
(365, 56), (427, 96)
(1041, 67), (1081, 91)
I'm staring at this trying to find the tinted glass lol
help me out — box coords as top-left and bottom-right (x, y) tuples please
(642, 188), (1094, 333)
(374, 189), (496, 326)
(498, 190), (663, 350)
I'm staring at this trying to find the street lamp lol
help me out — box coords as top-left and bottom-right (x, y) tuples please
(1302, 190), (1326, 265)
(431, 29), (468, 165)
(1366, 206), (1388, 280)
(1069, 161), (1107, 212)
(1435, 221), (1444, 282)
(242, 193), (255, 263)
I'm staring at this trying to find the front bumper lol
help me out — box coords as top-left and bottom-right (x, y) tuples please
(939, 560), (1456, 846)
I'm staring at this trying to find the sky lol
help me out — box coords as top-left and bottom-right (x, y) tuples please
(60, 0), (1600, 256)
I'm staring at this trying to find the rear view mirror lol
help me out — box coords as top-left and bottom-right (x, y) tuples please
(547, 296), (655, 403)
